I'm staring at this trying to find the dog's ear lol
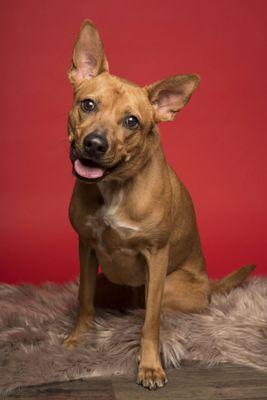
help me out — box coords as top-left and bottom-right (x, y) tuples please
(68, 20), (109, 85)
(146, 74), (200, 122)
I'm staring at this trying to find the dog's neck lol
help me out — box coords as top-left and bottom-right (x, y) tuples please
(97, 179), (124, 209)
(97, 143), (167, 209)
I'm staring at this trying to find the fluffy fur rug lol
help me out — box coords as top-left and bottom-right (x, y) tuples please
(0, 277), (266, 394)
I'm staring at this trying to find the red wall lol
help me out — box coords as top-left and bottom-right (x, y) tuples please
(0, 0), (266, 284)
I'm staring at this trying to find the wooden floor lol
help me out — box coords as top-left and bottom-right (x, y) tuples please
(7, 362), (267, 400)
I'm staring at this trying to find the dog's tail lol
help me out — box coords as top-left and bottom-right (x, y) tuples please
(210, 264), (255, 294)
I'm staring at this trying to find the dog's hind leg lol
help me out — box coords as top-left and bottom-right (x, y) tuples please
(162, 266), (210, 313)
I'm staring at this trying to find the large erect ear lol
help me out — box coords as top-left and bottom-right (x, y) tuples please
(146, 74), (200, 122)
(68, 20), (109, 85)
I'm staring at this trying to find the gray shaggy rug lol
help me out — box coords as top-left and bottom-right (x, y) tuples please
(0, 277), (267, 394)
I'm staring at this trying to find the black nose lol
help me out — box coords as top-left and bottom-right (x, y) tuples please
(83, 133), (108, 158)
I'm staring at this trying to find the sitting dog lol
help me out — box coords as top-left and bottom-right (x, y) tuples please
(64, 20), (255, 390)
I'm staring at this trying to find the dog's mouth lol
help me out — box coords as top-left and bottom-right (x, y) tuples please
(72, 157), (124, 183)
(73, 158), (105, 181)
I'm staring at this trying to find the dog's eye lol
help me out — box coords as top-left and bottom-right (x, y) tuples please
(124, 115), (140, 130)
(81, 99), (96, 112)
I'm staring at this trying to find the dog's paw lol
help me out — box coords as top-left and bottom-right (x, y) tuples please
(137, 366), (167, 390)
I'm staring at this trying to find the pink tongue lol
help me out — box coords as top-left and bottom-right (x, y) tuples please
(74, 159), (104, 179)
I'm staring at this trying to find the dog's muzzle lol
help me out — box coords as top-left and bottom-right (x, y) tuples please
(70, 135), (124, 183)
(70, 133), (108, 181)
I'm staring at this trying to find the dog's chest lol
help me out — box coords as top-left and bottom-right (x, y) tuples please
(84, 189), (145, 285)
(86, 187), (139, 242)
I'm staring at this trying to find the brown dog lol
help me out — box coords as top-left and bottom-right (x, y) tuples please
(64, 20), (255, 389)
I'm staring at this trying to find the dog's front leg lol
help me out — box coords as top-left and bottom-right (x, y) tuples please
(137, 245), (169, 390)
(64, 237), (98, 349)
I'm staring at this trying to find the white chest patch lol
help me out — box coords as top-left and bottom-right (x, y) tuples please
(86, 182), (140, 238)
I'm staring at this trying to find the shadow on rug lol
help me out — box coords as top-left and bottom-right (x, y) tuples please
(0, 277), (266, 394)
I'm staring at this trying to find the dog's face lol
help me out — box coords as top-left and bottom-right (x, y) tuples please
(68, 21), (200, 183)
(68, 72), (155, 182)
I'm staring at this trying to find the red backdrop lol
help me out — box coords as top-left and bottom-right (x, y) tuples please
(0, 0), (266, 284)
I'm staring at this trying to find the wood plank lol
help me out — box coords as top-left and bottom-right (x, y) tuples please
(112, 363), (267, 400)
(6, 363), (267, 400)
(7, 378), (116, 400)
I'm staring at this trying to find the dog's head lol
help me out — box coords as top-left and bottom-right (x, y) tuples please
(68, 20), (200, 183)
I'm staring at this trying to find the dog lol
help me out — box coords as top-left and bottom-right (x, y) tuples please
(63, 20), (255, 390)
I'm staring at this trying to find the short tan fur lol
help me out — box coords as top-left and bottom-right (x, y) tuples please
(64, 20), (255, 390)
